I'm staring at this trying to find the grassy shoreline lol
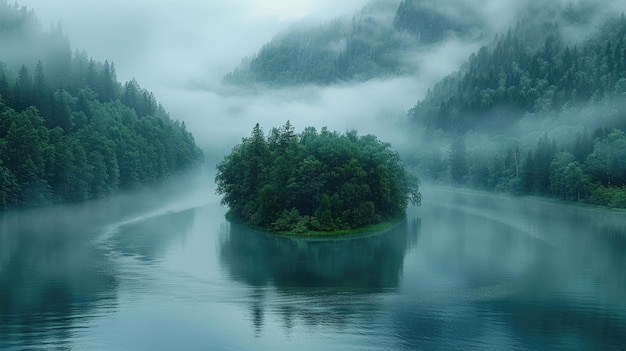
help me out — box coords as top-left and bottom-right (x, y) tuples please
(225, 211), (405, 238)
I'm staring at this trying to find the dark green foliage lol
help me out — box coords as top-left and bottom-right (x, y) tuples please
(216, 122), (421, 233)
(449, 135), (467, 184)
(416, 127), (626, 208)
(224, 7), (403, 86)
(407, 5), (626, 209)
(0, 3), (203, 209)
(410, 12), (626, 132)
(393, 0), (478, 44)
(549, 152), (590, 201)
(585, 129), (626, 187)
(223, 1), (479, 87)
(525, 135), (557, 194)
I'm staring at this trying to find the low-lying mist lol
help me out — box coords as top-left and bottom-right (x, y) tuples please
(14, 0), (490, 160)
(15, 0), (626, 174)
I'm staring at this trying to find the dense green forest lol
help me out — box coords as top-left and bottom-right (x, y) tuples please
(0, 2), (203, 209)
(409, 12), (626, 131)
(224, 0), (626, 209)
(223, 0), (482, 86)
(215, 122), (421, 234)
(409, 3), (626, 208)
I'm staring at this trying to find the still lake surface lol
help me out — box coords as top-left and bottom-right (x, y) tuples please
(1, 173), (625, 350)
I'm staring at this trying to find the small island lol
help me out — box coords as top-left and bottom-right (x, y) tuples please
(215, 122), (421, 236)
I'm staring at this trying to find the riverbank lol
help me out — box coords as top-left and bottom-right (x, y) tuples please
(275, 217), (406, 237)
(424, 184), (626, 213)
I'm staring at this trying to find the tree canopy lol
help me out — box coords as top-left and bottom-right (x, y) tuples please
(409, 10), (626, 132)
(404, 3), (626, 209)
(0, 2), (203, 209)
(215, 122), (421, 234)
(222, 0), (484, 87)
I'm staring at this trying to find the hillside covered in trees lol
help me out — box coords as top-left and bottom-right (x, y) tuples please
(408, 1), (626, 208)
(0, 2), (203, 209)
(223, 0), (626, 209)
(223, 0), (484, 86)
(409, 7), (626, 132)
(215, 122), (421, 234)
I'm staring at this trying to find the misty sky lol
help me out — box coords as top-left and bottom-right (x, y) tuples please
(18, 0), (370, 85)
(13, 0), (523, 154)
(15, 0), (401, 151)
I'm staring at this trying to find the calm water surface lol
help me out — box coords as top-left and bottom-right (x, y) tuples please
(1, 177), (625, 350)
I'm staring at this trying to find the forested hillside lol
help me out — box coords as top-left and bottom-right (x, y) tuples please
(408, 1), (626, 208)
(0, 2), (203, 209)
(222, 0), (626, 209)
(409, 9), (626, 132)
(223, 0), (482, 86)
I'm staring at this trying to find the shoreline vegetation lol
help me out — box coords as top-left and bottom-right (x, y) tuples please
(221, 1), (626, 213)
(216, 122), (421, 236)
(406, 14), (626, 210)
(0, 3), (203, 210)
(427, 184), (626, 214)
(226, 210), (407, 238)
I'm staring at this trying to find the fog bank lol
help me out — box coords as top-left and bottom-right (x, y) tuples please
(16, 0), (609, 157)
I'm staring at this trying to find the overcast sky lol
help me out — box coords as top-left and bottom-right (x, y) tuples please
(12, 0), (511, 154)
(11, 0), (430, 152)
(17, 0), (370, 86)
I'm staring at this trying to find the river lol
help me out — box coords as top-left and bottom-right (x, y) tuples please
(1, 175), (625, 350)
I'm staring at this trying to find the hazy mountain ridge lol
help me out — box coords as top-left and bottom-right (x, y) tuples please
(405, 1), (626, 208)
(393, 0), (486, 44)
(219, 0), (626, 208)
(223, 0), (620, 94)
(410, 1), (626, 133)
(0, 1), (203, 209)
(223, 0), (485, 87)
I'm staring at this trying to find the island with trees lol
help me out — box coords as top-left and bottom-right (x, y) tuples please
(215, 122), (422, 235)
(222, 1), (626, 210)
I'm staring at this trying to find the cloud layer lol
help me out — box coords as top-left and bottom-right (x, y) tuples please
(15, 0), (430, 154)
(17, 0), (621, 157)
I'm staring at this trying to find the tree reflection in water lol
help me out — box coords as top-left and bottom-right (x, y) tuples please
(219, 218), (420, 334)
(0, 179), (200, 349)
(0, 205), (119, 350)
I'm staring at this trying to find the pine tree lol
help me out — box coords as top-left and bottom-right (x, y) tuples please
(449, 135), (468, 184)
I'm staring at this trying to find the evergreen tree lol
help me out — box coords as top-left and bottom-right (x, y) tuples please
(0, 3), (204, 209)
(449, 135), (468, 184)
(216, 123), (421, 233)
(13, 65), (32, 111)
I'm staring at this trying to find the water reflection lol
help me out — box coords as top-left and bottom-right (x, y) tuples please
(0, 173), (204, 350)
(394, 187), (626, 349)
(220, 219), (420, 290)
(218, 219), (420, 333)
(0, 204), (119, 350)
(478, 298), (626, 350)
(2, 182), (626, 350)
(459, 189), (625, 304)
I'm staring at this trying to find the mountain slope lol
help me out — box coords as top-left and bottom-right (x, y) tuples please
(0, 2), (203, 209)
(223, 0), (485, 87)
(409, 2), (626, 132)
(405, 2), (626, 208)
